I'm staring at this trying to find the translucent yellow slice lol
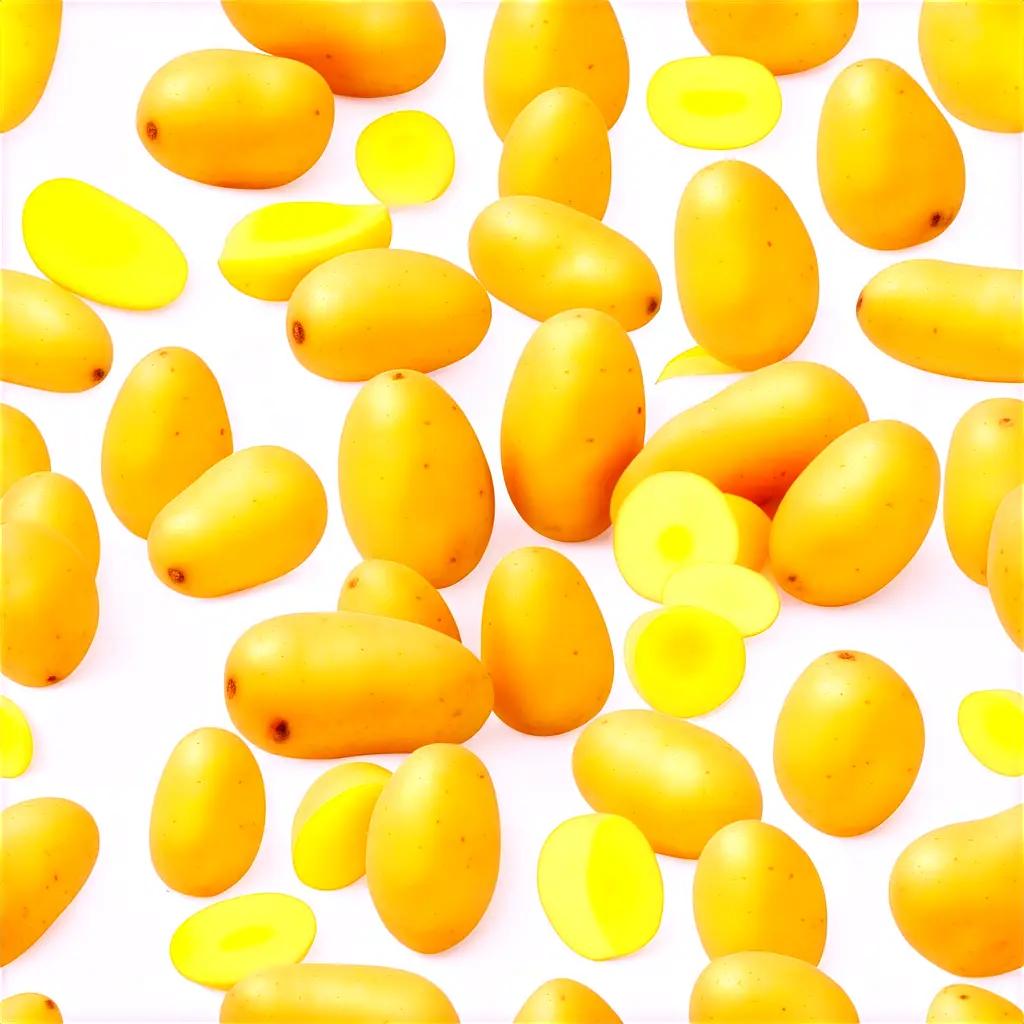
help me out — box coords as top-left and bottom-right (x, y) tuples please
(614, 471), (739, 601)
(22, 179), (187, 310)
(0, 992), (62, 1023)
(220, 203), (392, 302)
(647, 56), (781, 150)
(725, 494), (771, 571)
(625, 606), (746, 716)
(663, 563), (779, 637)
(170, 893), (315, 990)
(356, 111), (454, 206)
(292, 762), (391, 890)
(658, 345), (741, 380)
(0, 695), (33, 778)
(537, 814), (663, 961)
(958, 690), (1024, 777)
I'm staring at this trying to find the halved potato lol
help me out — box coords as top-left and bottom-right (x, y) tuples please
(958, 690), (1024, 777)
(0, 696), (32, 778)
(663, 563), (779, 636)
(356, 112), (454, 206)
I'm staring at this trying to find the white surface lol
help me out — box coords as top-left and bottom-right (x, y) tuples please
(1, 1), (1023, 1021)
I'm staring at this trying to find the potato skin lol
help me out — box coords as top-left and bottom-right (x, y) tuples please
(774, 651), (924, 836)
(771, 421), (939, 606)
(225, 612), (493, 758)
(675, 162), (818, 371)
(136, 49), (334, 188)
(339, 370), (494, 588)
(611, 362), (868, 518)
(366, 744), (500, 953)
(220, 964), (459, 1024)
(149, 728), (265, 897)
(0, 992), (63, 1023)
(988, 485), (1024, 649)
(221, 0), (445, 97)
(482, 547), (612, 735)
(515, 980), (621, 1024)
(286, 250), (491, 382)
(818, 59), (964, 249)
(0, 0), (61, 132)
(927, 985), (1024, 1023)
(890, 804), (1024, 976)
(572, 709), (762, 858)
(469, 197), (662, 331)
(0, 405), (50, 497)
(0, 797), (98, 966)
(502, 310), (644, 541)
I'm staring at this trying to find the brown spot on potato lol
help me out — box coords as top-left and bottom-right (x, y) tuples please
(347, 577), (359, 588)
(270, 719), (290, 742)
(225, 678), (237, 699)
(168, 567), (185, 585)
(92, 367), (106, 382)
(838, 651), (856, 660)
(46, 673), (58, 684)
(646, 296), (660, 315)
(145, 121), (158, 141)
(291, 321), (305, 344)
(930, 211), (943, 227)
(855, 292), (863, 312)
(393, 371), (405, 380)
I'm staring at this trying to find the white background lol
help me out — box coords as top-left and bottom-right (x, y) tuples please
(1, 1), (1023, 1021)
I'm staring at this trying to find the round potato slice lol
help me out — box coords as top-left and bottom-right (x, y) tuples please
(0, 696), (32, 778)
(356, 111), (454, 206)
(663, 563), (780, 637)
(959, 690), (1024, 777)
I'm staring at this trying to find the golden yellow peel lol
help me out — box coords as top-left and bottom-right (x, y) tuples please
(725, 494), (771, 571)
(959, 690), (1024, 777)
(663, 563), (779, 636)
(658, 346), (741, 379)
(356, 111), (454, 206)
(0, 696), (33, 778)
(0, 992), (62, 1023)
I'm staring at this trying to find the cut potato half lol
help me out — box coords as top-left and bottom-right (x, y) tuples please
(663, 563), (779, 637)
(356, 111), (454, 206)
(0, 696), (33, 778)
(958, 690), (1024, 777)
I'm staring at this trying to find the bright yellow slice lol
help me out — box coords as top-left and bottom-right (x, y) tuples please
(537, 814), (663, 961)
(625, 606), (746, 716)
(0, 696), (33, 778)
(647, 56), (781, 150)
(219, 203), (392, 301)
(725, 494), (771, 571)
(663, 563), (780, 637)
(0, 992), (62, 1023)
(356, 111), (454, 206)
(958, 690), (1024, 776)
(614, 471), (739, 600)
(22, 178), (187, 309)
(292, 762), (391, 890)
(658, 345), (741, 380)
(170, 893), (315, 990)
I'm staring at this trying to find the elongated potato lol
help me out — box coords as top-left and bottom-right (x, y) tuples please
(469, 197), (661, 330)
(502, 309), (644, 541)
(989, 485), (1024, 649)
(148, 446), (326, 597)
(857, 262), (1024, 383)
(339, 370), (493, 588)
(771, 421), (939, 606)
(137, 49), (334, 188)
(0, 992), (63, 1023)
(225, 612), (493, 758)
(286, 250), (491, 381)
(0, 271), (111, 391)
(612, 362), (868, 517)
(927, 985), (1024, 1023)
(0, 405), (49, 497)
(515, 980), (621, 1024)
(0, 797), (98, 966)
(0, 0), (61, 132)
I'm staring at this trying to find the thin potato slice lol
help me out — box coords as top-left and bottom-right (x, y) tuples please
(663, 563), (779, 637)
(0, 696), (33, 778)
(958, 690), (1024, 777)
(725, 494), (771, 571)
(356, 112), (454, 206)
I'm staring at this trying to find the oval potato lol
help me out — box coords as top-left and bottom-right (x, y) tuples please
(0, 405), (49, 497)
(515, 980), (621, 1024)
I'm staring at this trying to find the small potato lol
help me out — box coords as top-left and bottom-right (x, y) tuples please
(927, 985), (1023, 1023)
(988, 485), (1024, 649)
(0, 405), (49, 497)
(515, 980), (621, 1024)
(150, 728), (265, 897)
(0, 992), (63, 1023)
(0, 0), (60, 132)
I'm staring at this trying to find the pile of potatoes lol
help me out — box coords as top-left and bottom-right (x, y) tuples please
(1, 0), (1023, 1021)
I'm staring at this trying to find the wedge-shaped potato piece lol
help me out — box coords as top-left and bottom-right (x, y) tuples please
(663, 563), (779, 636)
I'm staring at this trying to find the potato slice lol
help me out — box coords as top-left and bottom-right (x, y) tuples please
(0, 696), (32, 778)
(356, 112), (454, 206)
(170, 893), (315, 990)
(958, 690), (1024, 777)
(725, 494), (771, 571)
(663, 563), (779, 637)
(537, 813), (663, 960)
(658, 345), (740, 379)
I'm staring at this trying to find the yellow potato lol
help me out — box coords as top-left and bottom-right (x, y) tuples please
(339, 370), (493, 588)
(102, 346), (232, 538)
(292, 762), (391, 890)
(137, 49), (334, 188)
(663, 563), (780, 637)
(693, 820), (827, 963)
(366, 744), (500, 953)
(770, 420), (940, 606)
(0, 797), (98, 966)
(959, 690), (1024, 777)
(572, 709), (762, 858)
(988, 485), (1024, 649)
(919, 0), (1024, 133)
(0, 0), (61, 131)
(537, 813), (663, 960)
(857, 262), (1024, 383)
(690, 952), (859, 1023)
(150, 727), (265, 897)
(927, 985), (1024, 1024)
(469, 197), (661, 331)
(481, 547), (612, 735)
(148, 445), (326, 597)
(944, 399), (1024, 583)
(225, 612), (493, 757)
(775, 651), (924, 836)
(0, 521), (98, 687)
(219, 202), (392, 301)
(675, 161), (817, 370)
(686, 0), (857, 74)
(659, 345), (740, 379)
(0, 404), (49, 496)
(0, 271), (111, 391)
(0, 696), (33, 778)
(0, 993), (62, 1024)
(515, 980), (621, 1024)
(355, 111), (454, 207)
(890, 804), (1023, 976)
(1, 472), (99, 575)
(499, 88), (611, 219)
(219, 964), (459, 1024)
(501, 309), (644, 541)
(484, 0), (628, 137)
(612, 361), (868, 517)
(818, 59), (964, 249)
(287, 250), (491, 382)
(220, 0), (445, 97)
(339, 559), (460, 640)
(725, 494), (771, 570)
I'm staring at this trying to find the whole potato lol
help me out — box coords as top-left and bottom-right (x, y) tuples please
(515, 979), (621, 1024)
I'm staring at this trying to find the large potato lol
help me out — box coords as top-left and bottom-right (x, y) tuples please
(0, 405), (49, 497)
(0, 0), (60, 131)
(988, 485), (1024, 649)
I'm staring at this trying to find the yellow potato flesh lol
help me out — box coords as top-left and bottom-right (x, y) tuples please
(0, 696), (33, 778)
(0, 992), (62, 1024)
(0, 0), (61, 133)
(356, 111), (454, 206)
(724, 494), (771, 570)
(0, 405), (50, 497)
(959, 690), (1024, 777)
(658, 346), (740, 379)
(663, 563), (779, 636)
(537, 814), (663, 960)
(170, 893), (315, 990)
